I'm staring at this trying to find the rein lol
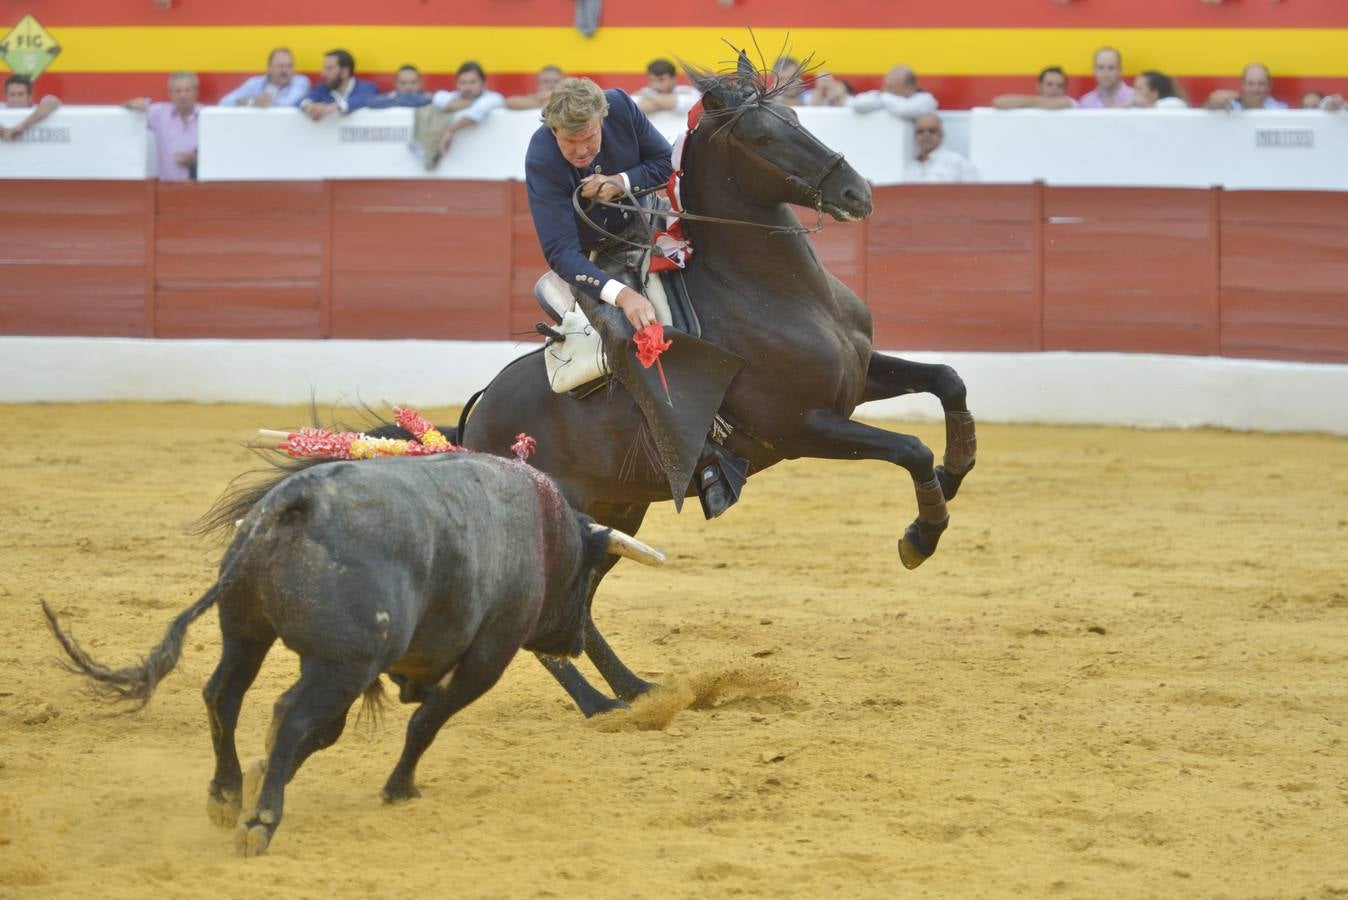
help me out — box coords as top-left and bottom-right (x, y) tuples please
(571, 102), (843, 252)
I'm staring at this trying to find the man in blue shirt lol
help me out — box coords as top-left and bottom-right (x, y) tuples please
(300, 49), (380, 120)
(219, 48), (310, 108)
(525, 77), (747, 518)
(525, 77), (672, 330)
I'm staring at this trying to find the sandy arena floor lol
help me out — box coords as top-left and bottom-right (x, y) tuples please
(1, 402), (1345, 899)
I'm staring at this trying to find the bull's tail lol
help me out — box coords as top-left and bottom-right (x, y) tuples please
(41, 583), (224, 709)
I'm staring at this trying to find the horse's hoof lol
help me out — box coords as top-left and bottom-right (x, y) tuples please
(206, 782), (241, 829)
(235, 821), (272, 858)
(935, 464), (973, 502)
(582, 696), (631, 718)
(380, 783), (422, 804)
(898, 516), (948, 570)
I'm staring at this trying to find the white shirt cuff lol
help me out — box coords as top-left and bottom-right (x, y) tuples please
(618, 172), (631, 192)
(600, 279), (626, 304)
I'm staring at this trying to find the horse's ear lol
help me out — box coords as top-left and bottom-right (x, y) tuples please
(700, 86), (727, 112)
(736, 50), (757, 92)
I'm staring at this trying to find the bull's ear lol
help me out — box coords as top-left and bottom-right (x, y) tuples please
(735, 49), (756, 92)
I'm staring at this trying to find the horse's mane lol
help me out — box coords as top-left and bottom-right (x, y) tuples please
(681, 36), (821, 115)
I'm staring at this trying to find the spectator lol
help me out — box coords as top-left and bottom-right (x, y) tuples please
(1131, 71), (1187, 108)
(300, 49), (380, 120)
(0, 74), (62, 141)
(904, 113), (976, 183)
(1079, 47), (1135, 108)
(992, 66), (1077, 109)
(506, 65), (565, 110)
(1319, 93), (1345, 112)
(1301, 90), (1324, 109)
(1203, 63), (1288, 110)
(850, 65), (938, 120)
(366, 65), (433, 108)
(125, 72), (201, 181)
(633, 58), (699, 115)
(772, 56), (806, 105)
(218, 48), (310, 108)
(801, 72), (853, 107)
(428, 61), (505, 155)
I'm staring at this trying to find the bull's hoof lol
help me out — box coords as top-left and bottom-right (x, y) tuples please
(241, 759), (267, 811)
(234, 820), (273, 858)
(206, 782), (241, 829)
(935, 462), (974, 502)
(380, 782), (422, 804)
(898, 516), (949, 570)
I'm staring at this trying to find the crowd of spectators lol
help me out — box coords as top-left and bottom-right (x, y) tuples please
(4, 43), (1344, 183)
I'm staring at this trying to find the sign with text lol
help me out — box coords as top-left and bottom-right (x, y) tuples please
(0, 15), (61, 80)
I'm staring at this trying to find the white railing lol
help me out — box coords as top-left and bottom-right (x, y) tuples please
(4, 105), (1346, 190)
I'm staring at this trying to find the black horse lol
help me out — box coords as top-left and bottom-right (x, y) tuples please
(456, 60), (978, 716)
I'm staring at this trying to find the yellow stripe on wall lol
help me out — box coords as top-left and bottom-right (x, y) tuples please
(51, 26), (1348, 77)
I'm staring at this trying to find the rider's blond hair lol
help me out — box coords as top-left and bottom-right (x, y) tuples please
(543, 77), (609, 133)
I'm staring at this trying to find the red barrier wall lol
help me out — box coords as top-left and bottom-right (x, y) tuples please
(2, 180), (1346, 364)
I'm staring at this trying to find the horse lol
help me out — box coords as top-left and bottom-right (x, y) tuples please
(455, 58), (978, 717)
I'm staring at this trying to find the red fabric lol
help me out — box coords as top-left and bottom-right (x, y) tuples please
(634, 323), (673, 367)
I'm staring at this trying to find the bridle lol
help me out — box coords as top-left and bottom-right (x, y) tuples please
(571, 99), (847, 252)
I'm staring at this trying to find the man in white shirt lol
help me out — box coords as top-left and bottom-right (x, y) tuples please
(219, 48), (311, 108)
(632, 58), (699, 116)
(850, 65), (938, 121)
(0, 74), (61, 140)
(431, 61), (505, 156)
(904, 113), (977, 184)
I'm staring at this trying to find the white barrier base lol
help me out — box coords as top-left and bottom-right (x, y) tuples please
(4, 337), (1346, 436)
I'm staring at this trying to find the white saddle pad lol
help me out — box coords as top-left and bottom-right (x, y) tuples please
(541, 271), (673, 394)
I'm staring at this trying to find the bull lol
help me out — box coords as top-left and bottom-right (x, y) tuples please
(42, 452), (664, 857)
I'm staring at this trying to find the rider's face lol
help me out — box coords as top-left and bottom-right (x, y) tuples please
(553, 116), (603, 169)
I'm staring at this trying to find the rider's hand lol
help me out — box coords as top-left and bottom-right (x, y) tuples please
(615, 287), (658, 331)
(580, 174), (624, 202)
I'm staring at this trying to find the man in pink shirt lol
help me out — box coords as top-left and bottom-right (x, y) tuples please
(125, 72), (201, 181)
(1078, 47), (1135, 109)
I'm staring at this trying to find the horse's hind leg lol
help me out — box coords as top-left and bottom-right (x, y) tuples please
(235, 656), (369, 858)
(861, 353), (977, 499)
(203, 628), (275, 830)
(785, 409), (948, 570)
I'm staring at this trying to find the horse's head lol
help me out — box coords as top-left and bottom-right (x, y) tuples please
(688, 53), (873, 222)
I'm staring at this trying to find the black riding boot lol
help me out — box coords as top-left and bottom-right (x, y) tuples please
(695, 441), (750, 520)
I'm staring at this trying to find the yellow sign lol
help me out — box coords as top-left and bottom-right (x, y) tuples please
(0, 14), (61, 80)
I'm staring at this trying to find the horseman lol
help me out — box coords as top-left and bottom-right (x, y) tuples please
(524, 76), (747, 518)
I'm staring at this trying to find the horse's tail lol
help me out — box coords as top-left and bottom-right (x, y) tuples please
(456, 388), (486, 444)
(41, 586), (221, 709)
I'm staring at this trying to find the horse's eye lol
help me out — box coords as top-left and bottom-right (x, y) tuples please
(754, 134), (772, 147)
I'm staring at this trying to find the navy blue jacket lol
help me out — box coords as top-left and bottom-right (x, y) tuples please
(525, 89), (674, 302)
(302, 79), (381, 113)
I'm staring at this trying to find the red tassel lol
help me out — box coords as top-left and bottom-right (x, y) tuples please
(511, 433), (537, 461)
(633, 323), (674, 407)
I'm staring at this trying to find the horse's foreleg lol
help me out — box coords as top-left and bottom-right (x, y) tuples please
(534, 655), (630, 718)
(580, 502), (656, 702)
(861, 353), (976, 500)
(785, 410), (948, 570)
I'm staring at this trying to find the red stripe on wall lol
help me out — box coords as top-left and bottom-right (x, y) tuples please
(31, 0), (1348, 29)
(36, 72), (1348, 111)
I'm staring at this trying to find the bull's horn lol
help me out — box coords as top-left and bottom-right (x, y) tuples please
(587, 522), (666, 567)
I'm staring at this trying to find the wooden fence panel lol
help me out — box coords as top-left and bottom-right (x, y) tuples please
(1041, 187), (1218, 356)
(1219, 191), (1348, 364)
(154, 182), (325, 338)
(330, 180), (511, 340)
(866, 184), (1040, 351)
(0, 180), (150, 336)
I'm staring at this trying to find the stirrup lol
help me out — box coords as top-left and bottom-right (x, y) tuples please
(695, 445), (749, 520)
